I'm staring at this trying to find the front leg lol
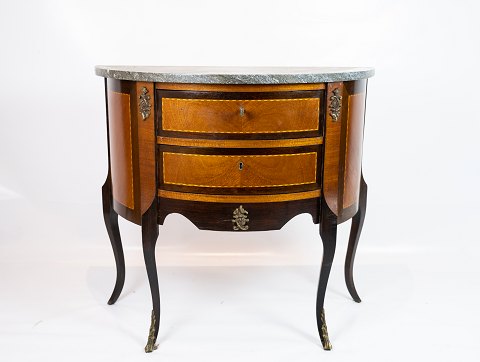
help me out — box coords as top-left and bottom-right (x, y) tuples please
(345, 173), (367, 303)
(142, 201), (160, 353)
(316, 197), (337, 350)
(102, 173), (125, 305)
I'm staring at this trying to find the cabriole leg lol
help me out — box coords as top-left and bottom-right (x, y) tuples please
(345, 173), (367, 303)
(316, 197), (337, 350)
(102, 173), (125, 305)
(142, 202), (160, 353)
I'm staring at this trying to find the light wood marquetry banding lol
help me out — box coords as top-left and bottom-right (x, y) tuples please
(343, 90), (366, 209)
(158, 189), (321, 203)
(162, 152), (317, 188)
(323, 83), (344, 215)
(136, 82), (156, 214)
(107, 90), (134, 209)
(156, 83), (325, 92)
(161, 98), (320, 134)
(157, 136), (323, 148)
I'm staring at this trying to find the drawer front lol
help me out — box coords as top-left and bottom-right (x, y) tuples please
(158, 91), (322, 135)
(162, 151), (317, 188)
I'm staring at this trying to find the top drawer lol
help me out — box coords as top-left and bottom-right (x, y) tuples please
(157, 90), (323, 137)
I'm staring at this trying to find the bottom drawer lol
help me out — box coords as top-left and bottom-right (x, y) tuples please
(161, 149), (318, 189)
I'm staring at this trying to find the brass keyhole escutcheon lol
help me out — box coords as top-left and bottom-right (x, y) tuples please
(239, 105), (245, 117)
(239, 161), (244, 170)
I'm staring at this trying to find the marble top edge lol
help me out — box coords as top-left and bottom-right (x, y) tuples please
(95, 66), (374, 84)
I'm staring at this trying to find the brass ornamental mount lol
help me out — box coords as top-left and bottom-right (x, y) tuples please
(232, 205), (249, 231)
(328, 88), (342, 122)
(139, 87), (152, 120)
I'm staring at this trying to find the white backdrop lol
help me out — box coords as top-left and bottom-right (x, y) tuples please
(1, 0), (480, 361)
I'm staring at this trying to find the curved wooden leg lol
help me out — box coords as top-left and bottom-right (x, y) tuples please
(142, 202), (160, 353)
(345, 173), (367, 303)
(102, 174), (125, 305)
(316, 197), (337, 351)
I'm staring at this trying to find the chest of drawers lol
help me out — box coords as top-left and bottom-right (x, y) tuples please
(96, 66), (374, 352)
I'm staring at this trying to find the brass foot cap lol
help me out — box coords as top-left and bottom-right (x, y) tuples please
(144, 343), (158, 353)
(322, 339), (332, 351)
(319, 308), (332, 350)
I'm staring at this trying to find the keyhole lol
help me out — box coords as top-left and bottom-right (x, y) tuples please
(239, 161), (244, 170)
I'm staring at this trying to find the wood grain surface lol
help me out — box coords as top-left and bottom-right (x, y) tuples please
(343, 88), (366, 209)
(136, 82), (156, 214)
(323, 82), (344, 215)
(157, 189), (321, 203)
(162, 152), (317, 188)
(107, 89), (134, 210)
(161, 97), (320, 134)
(323, 80), (368, 221)
(157, 198), (320, 230)
(157, 136), (323, 148)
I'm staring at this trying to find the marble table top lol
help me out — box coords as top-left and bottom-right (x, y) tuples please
(95, 66), (374, 84)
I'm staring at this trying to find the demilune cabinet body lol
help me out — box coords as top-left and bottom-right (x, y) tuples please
(95, 66), (374, 352)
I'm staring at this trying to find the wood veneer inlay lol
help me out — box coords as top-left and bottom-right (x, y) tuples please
(161, 97), (320, 134)
(343, 91), (366, 209)
(158, 189), (321, 203)
(107, 90), (134, 209)
(137, 82), (156, 214)
(162, 152), (317, 188)
(157, 136), (323, 148)
(323, 83), (343, 215)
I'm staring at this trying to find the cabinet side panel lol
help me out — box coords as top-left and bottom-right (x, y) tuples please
(338, 79), (367, 222)
(136, 82), (156, 214)
(323, 82), (344, 215)
(107, 84), (134, 210)
(343, 85), (366, 209)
